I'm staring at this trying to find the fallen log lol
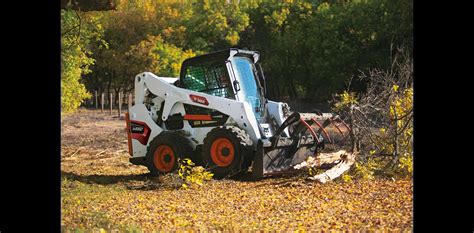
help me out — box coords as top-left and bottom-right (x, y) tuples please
(309, 151), (356, 183)
(294, 150), (356, 183)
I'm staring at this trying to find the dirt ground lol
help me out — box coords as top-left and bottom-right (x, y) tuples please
(61, 109), (413, 231)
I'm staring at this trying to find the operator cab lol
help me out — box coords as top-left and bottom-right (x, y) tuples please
(178, 48), (267, 123)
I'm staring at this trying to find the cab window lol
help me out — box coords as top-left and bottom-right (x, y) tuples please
(181, 61), (234, 99)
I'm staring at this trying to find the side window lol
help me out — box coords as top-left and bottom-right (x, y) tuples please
(181, 61), (233, 127)
(182, 61), (234, 99)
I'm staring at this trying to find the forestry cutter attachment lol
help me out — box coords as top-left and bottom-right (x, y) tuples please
(125, 48), (352, 179)
(251, 111), (351, 178)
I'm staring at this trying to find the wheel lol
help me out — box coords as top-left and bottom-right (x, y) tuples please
(145, 132), (193, 176)
(202, 126), (253, 179)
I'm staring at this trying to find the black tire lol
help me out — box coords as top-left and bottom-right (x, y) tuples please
(145, 132), (193, 176)
(202, 126), (253, 179)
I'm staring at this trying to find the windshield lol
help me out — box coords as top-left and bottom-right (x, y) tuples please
(231, 56), (264, 120)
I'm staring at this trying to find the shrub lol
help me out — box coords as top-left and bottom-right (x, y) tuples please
(332, 49), (413, 179)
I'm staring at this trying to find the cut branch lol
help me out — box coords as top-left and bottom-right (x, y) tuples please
(309, 151), (356, 183)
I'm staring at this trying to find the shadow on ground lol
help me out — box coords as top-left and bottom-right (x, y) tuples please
(61, 169), (312, 191)
(61, 171), (149, 185)
(228, 170), (315, 189)
(61, 171), (173, 191)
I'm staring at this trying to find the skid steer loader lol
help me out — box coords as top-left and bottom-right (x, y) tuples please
(125, 48), (350, 179)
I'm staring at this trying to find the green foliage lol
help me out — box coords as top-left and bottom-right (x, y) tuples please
(240, 0), (413, 101)
(61, 10), (106, 113)
(186, 0), (250, 51)
(83, 0), (249, 98)
(177, 158), (213, 189)
(64, 0), (412, 111)
(127, 35), (196, 77)
(61, 10), (92, 113)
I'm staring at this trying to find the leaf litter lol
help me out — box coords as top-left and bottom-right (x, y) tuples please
(61, 109), (412, 231)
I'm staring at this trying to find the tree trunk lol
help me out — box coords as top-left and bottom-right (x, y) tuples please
(106, 72), (112, 104)
(349, 106), (357, 153)
(289, 79), (299, 100)
(114, 87), (120, 107)
(389, 107), (400, 169)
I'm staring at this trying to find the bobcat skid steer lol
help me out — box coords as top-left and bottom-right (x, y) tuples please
(125, 48), (350, 179)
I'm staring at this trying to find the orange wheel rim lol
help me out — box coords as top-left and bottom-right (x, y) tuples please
(153, 145), (175, 172)
(210, 137), (234, 167)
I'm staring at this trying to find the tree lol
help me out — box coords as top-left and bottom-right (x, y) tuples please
(85, 1), (193, 101)
(185, 0), (250, 52)
(71, 0), (412, 110)
(61, 10), (106, 113)
(239, 0), (413, 103)
(127, 35), (196, 77)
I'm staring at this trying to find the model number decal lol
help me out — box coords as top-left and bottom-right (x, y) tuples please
(129, 120), (151, 145)
(131, 123), (145, 133)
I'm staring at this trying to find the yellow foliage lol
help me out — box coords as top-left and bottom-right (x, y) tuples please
(61, 10), (97, 113)
(178, 158), (213, 189)
(225, 31), (240, 45)
(264, 6), (290, 29)
(127, 35), (196, 77)
(333, 91), (358, 111)
(392, 84), (399, 92)
(317, 2), (330, 12)
(61, 74), (92, 114)
(368, 86), (413, 177)
(342, 173), (353, 183)
(352, 160), (375, 180)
